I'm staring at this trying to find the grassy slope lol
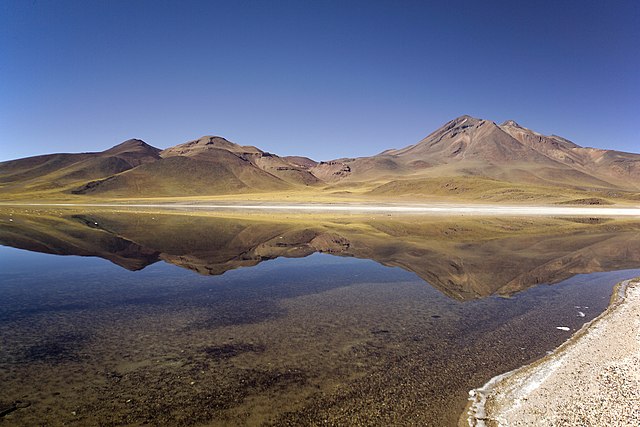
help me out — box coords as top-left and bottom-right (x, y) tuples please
(1, 171), (639, 206)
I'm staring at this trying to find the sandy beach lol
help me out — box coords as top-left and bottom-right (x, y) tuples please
(463, 278), (640, 426)
(4, 202), (640, 216)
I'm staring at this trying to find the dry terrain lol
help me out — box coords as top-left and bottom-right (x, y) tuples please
(464, 279), (640, 426)
(2, 116), (639, 204)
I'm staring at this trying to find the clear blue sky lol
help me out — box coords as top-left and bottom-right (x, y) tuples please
(1, 0), (638, 162)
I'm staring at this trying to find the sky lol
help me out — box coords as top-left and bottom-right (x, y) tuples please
(1, 0), (638, 162)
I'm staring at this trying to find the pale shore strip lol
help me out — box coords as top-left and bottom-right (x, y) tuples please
(3, 202), (640, 216)
(463, 278), (640, 426)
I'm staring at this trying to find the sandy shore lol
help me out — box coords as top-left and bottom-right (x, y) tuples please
(463, 278), (640, 426)
(4, 202), (640, 216)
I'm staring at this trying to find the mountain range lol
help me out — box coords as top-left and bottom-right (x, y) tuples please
(1, 115), (639, 202)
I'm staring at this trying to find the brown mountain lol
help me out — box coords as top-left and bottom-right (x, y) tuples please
(0, 139), (161, 196)
(312, 116), (640, 194)
(1, 116), (639, 201)
(160, 136), (319, 185)
(71, 136), (320, 197)
(499, 119), (640, 190)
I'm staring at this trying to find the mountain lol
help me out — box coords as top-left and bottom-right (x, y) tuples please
(499, 119), (640, 190)
(1, 116), (639, 201)
(312, 116), (640, 193)
(71, 136), (320, 197)
(160, 136), (319, 185)
(0, 139), (161, 197)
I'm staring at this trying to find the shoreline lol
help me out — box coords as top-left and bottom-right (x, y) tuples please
(462, 277), (640, 426)
(2, 202), (640, 216)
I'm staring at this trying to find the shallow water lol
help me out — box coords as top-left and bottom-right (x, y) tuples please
(1, 209), (640, 426)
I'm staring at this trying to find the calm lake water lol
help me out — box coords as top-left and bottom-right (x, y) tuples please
(1, 208), (640, 426)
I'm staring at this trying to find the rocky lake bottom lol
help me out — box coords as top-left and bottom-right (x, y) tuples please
(1, 209), (640, 426)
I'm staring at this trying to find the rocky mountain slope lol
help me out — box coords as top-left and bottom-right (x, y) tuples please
(1, 116), (638, 200)
(312, 116), (640, 192)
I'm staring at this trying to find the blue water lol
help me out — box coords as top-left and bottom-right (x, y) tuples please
(1, 212), (639, 425)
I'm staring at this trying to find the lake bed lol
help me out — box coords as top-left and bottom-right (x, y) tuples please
(1, 208), (640, 425)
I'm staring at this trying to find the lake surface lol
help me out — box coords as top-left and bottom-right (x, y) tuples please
(1, 208), (640, 426)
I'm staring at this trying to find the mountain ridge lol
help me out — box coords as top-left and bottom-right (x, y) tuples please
(1, 115), (639, 201)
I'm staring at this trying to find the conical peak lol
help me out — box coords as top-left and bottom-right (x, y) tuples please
(439, 115), (486, 134)
(109, 138), (148, 149)
(122, 138), (146, 144)
(450, 115), (481, 125)
(501, 120), (522, 128)
(103, 139), (160, 155)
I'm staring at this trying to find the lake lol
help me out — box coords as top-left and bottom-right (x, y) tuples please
(1, 207), (640, 426)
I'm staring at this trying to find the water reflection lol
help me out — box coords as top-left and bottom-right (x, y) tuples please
(1, 208), (640, 426)
(2, 209), (640, 300)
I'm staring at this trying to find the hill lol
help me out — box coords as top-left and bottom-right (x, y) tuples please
(1, 116), (639, 202)
(0, 139), (161, 197)
(69, 136), (319, 197)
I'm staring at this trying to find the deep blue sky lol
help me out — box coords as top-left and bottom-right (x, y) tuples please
(1, 0), (638, 162)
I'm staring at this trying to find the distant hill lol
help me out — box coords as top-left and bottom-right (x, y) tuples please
(0, 139), (161, 196)
(70, 136), (320, 197)
(1, 116), (639, 201)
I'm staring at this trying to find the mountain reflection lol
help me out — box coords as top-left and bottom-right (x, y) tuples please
(2, 208), (640, 300)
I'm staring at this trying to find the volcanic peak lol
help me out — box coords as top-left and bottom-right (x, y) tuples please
(102, 139), (161, 155)
(500, 120), (522, 128)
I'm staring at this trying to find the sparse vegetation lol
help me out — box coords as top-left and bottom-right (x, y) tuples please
(1, 116), (639, 204)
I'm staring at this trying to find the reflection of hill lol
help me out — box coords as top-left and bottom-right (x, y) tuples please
(159, 228), (350, 276)
(0, 212), (160, 270)
(1, 209), (640, 301)
(496, 233), (640, 295)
